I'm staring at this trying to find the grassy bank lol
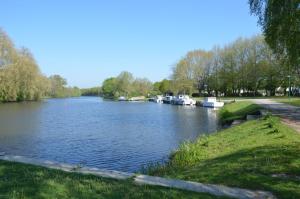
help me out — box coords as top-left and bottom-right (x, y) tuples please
(0, 160), (226, 199)
(148, 113), (300, 198)
(219, 101), (261, 123)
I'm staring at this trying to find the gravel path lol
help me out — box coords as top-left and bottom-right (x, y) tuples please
(251, 99), (300, 132)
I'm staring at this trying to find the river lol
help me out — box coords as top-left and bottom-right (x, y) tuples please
(0, 97), (219, 172)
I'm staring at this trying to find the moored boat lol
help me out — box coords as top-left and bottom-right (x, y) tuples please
(154, 95), (163, 103)
(163, 96), (173, 104)
(176, 95), (196, 106)
(202, 97), (224, 108)
(118, 96), (127, 101)
(171, 95), (196, 106)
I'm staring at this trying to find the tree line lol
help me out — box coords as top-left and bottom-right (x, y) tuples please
(170, 35), (295, 97)
(101, 35), (296, 98)
(0, 29), (80, 102)
(81, 87), (101, 96)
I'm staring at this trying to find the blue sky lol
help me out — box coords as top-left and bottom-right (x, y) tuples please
(1, 0), (261, 88)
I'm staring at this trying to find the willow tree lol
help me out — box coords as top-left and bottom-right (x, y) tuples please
(0, 29), (48, 102)
(249, 0), (300, 70)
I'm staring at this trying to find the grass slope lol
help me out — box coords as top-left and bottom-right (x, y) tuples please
(149, 116), (300, 199)
(219, 101), (261, 123)
(0, 160), (227, 199)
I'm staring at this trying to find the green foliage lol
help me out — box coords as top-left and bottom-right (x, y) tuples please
(149, 116), (300, 199)
(102, 77), (117, 99)
(101, 71), (153, 99)
(0, 29), (80, 102)
(159, 79), (172, 94)
(0, 29), (49, 102)
(152, 79), (172, 95)
(0, 161), (220, 199)
(48, 75), (81, 98)
(249, 0), (300, 69)
(81, 87), (101, 96)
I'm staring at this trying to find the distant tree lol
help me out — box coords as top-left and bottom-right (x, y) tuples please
(159, 79), (172, 94)
(48, 75), (67, 98)
(171, 59), (195, 95)
(81, 87), (101, 96)
(102, 77), (117, 98)
(171, 50), (212, 95)
(132, 78), (153, 96)
(152, 81), (162, 95)
(249, 0), (300, 69)
(115, 71), (134, 97)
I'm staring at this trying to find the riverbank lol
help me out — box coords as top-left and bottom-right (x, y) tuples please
(148, 101), (300, 198)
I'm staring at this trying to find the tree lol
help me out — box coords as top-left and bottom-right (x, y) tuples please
(48, 75), (67, 98)
(132, 78), (153, 96)
(115, 71), (134, 97)
(171, 59), (195, 95)
(81, 87), (101, 96)
(249, 0), (300, 69)
(102, 77), (117, 98)
(159, 79), (172, 94)
(0, 29), (49, 102)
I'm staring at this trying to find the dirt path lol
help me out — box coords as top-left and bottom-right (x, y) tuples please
(251, 99), (300, 132)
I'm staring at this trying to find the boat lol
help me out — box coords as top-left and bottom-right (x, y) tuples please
(202, 97), (224, 108)
(176, 95), (196, 106)
(154, 95), (163, 103)
(118, 96), (127, 101)
(163, 96), (173, 104)
(128, 96), (146, 102)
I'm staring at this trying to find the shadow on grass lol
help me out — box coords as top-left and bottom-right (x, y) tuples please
(0, 160), (226, 199)
(152, 144), (300, 199)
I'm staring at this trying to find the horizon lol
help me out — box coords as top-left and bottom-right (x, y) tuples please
(0, 0), (261, 88)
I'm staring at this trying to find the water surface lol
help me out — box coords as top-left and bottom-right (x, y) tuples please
(0, 97), (219, 172)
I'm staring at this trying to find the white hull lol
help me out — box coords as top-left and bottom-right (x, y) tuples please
(202, 101), (224, 108)
(172, 95), (196, 106)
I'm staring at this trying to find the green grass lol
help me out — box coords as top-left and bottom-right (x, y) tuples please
(148, 116), (300, 199)
(276, 98), (300, 107)
(0, 160), (227, 199)
(219, 101), (261, 123)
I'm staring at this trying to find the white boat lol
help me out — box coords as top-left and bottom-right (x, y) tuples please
(202, 97), (224, 108)
(154, 95), (163, 103)
(177, 95), (196, 106)
(163, 96), (173, 104)
(172, 95), (196, 106)
(118, 96), (127, 101)
(128, 96), (146, 101)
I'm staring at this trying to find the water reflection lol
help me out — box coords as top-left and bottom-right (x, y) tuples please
(0, 97), (219, 172)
